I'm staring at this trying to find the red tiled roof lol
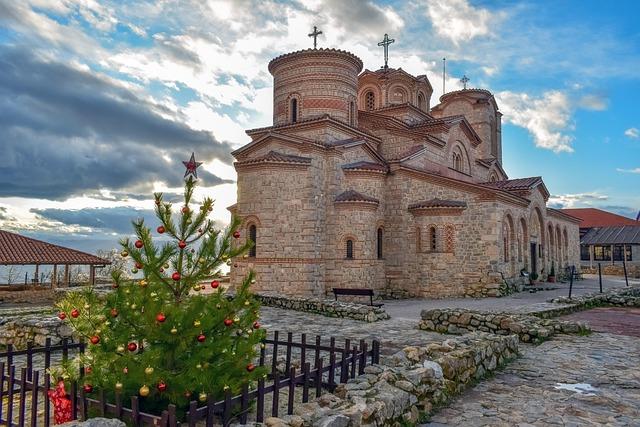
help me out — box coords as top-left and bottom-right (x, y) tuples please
(0, 230), (110, 265)
(334, 190), (379, 204)
(408, 199), (467, 209)
(239, 151), (311, 165)
(341, 161), (388, 172)
(480, 177), (542, 190)
(559, 208), (640, 228)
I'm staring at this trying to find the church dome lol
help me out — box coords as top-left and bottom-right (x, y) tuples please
(268, 48), (363, 126)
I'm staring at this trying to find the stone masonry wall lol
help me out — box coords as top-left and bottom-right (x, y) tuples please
(419, 308), (590, 344)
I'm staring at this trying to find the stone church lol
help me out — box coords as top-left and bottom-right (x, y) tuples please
(228, 46), (580, 298)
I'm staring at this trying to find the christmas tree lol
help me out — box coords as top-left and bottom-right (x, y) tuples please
(56, 153), (265, 411)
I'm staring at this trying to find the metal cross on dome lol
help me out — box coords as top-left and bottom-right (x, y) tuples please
(308, 26), (323, 49)
(182, 152), (202, 179)
(378, 33), (395, 69)
(460, 75), (470, 90)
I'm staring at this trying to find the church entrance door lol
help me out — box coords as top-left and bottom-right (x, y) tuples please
(530, 242), (537, 275)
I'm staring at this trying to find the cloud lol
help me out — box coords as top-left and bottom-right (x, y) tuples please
(31, 207), (159, 234)
(577, 94), (608, 111)
(0, 46), (233, 200)
(600, 205), (640, 219)
(616, 168), (640, 174)
(624, 127), (639, 139)
(496, 90), (574, 153)
(425, 0), (503, 45)
(548, 192), (609, 209)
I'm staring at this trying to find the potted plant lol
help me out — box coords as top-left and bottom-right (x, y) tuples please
(529, 272), (539, 285)
(548, 263), (556, 283)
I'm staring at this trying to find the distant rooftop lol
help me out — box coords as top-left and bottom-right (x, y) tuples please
(560, 208), (639, 228)
(581, 225), (640, 245)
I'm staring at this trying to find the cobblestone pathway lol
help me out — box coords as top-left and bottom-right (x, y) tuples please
(259, 307), (442, 356)
(426, 332), (640, 426)
(561, 307), (640, 338)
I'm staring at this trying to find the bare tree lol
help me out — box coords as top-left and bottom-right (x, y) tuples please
(95, 249), (130, 279)
(4, 265), (20, 285)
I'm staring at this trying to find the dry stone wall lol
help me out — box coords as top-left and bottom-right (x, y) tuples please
(419, 308), (589, 343)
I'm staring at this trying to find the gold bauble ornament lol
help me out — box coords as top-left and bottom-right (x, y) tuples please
(170, 327), (178, 334)
(125, 289), (130, 294)
(84, 303), (90, 310)
(139, 279), (147, 287)
(193, 320), (201, 327)
(243, 254), (248, 259)
(116, 345), (125, 353)
(131, 304), (137, 310)
(196, 363), (202, 369)
(198, 392), (207, 402)
(223, 385), (229, 391)
(139, 385), (150, 397)
(216, 304), (221, 309)
(115, 382), (123, 391)
(144, 367), (154, 375)
(193, 285), (201, 291)
(120, 250), (129, 258)
(163, 263), (170, 269)
(244, 301), (250, 306)
(233, 316), (240, 323)
(250, 279), (256, 284)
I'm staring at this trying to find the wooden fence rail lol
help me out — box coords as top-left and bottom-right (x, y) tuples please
(0, 332), (380, 426)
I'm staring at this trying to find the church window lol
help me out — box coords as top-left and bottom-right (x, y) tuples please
(416, 227), (421, 252)
(346, 239), (354, 259)
(445, 225), (455, 253)
(290, 98), (298, 123)
(503, 237), (509, 261)
(377, 227), (383, 259)
(488, 172), (498, 182)
(365, 91), (375, 111)
(452, 151), (463, 172)
(417, 93), (425, 111)
(249, 224), (257, 257)
(391, 88), (405, 103)
(429, 227), (437, 252)
(349, 101), (355, 126)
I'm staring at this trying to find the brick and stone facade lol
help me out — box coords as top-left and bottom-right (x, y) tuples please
(229, 47), (580, 298)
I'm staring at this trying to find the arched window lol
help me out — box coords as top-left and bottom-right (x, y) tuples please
(290, 98), (298, 123)
(488, 172), (498, 182)
(429, 227), (437, 252)
(346, 239), (354, 259)
(365, 91), (375, 111)
(391, 87), (406, 103)
(503, 237), (509, 261)
(417, 93), (425, 111)
(249, 224), (257, 257)
(452, 152), (462, 171)
(377, 227), (383, 259)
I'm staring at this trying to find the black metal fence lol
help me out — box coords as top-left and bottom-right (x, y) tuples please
(0, 332), (380, 426)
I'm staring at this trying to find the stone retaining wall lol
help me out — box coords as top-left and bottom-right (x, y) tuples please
(419, 308), (589, 343)
(254, 294), (390, 322)
(254, 332), (518, 427)
(0, 316), (72, 348)
(464, 275), (527, 298)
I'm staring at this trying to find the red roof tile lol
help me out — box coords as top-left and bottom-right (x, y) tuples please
(408, 199), (467, 209)
(480, 177), (542, 190)
(0, 230), (110, 265)
(559, 208), (640, 228)
(341, 161), (388, 172)
(239, 151), (311, 165)
(334, 190), (379, 204)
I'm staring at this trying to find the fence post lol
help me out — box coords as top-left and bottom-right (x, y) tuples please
(31, 370), (40, 427)
(287, 367), (296, 415)
(18, 367), (27, 426)
(26, 341), (33, 381)
(568, 266), (574, 299)
(598, 262), (603, 293)
(623, 257), (629, 287)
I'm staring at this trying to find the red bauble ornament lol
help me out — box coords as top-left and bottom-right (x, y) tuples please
(246, 363), (256, 372)
(134, 240), (144, 248)
(157, 381), (167, 392)
(181, 206), (189, 214)
(233, 231), (241, 239)
(58, 312), (66, 320)
(111, 308), (118, 317)
(155, 199), (161, 206)
(112, 283), (119, 289)
(178, 240), (187, 249)
(172, 272), (181, 281)
(135, 262), (143, 269)
(253, 321), (261, 329)
(198, 228), (203, 233)
(224, 318), (233, 327)
(85, 366), (92, 374)
(210, 280), (219, 289)
(90, 335), (100, 345)
(123, 367), (129, 374)
(127, 342), (138, 352)
(156, 313), (166, 323)
(83, 384), (93, 393)
(71, 309), (80, 318)
(157, 225), (165, 234)
(197, 334), (206, 342)
(159, 267), (164, 273)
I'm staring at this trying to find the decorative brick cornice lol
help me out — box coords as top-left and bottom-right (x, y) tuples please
(268, 48), (363, 74)
(334, 190), (380, 211)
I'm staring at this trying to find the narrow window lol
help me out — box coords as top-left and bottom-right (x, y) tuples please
(346, 239), (354, 259)
(416, 227), (421, 252)
(503, 237), (509, 261)
(349, 101), (355, 125)
(580, 245), (590, 261)
(291, 98), (298, 123)
(365, 91), (375, 111)
(377, 228), (383, 259)
(418, 93), (425, 111)
(249, 224), (257, 257)
(429, 227), (437, 252)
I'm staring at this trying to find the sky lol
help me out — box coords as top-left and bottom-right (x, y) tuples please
(0, 0), (639, 255)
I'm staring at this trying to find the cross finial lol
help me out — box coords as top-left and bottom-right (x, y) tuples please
(308, 26), (323, 49)
(460, 75), (470, 90)
(377, 33), (395, 69)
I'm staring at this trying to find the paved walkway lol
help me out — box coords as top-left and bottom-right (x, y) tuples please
(383, 275), (640, 320)
(426, 330), (640, 426)
(561, 307), (640, 337)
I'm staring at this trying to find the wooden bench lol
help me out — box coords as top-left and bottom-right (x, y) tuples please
(332, 288), (383, 307)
